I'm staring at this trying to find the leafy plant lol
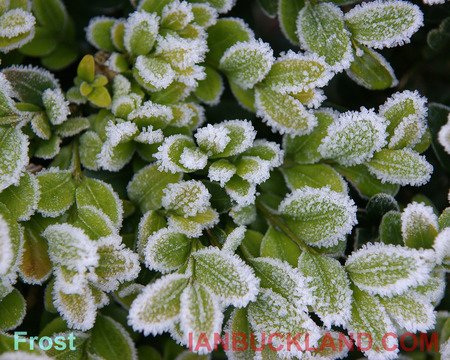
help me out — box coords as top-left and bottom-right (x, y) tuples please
(0, 0), (449, 360)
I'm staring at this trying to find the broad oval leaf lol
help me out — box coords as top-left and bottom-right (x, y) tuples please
(0, 289), (26, 331)
(86, 16), (116, 51)
(32, 0), (68, 34)
(278, 0), (305, 44)
(380, 210), (403, 246)
(72, 206), (116, 240)
(124, 11), (159, 56)
(401, 202), (438, 249)
(260, 226), (301, 267)
(137, 210), (167, 260)
(345, 242), (434, 297)
(161, 180), (211, 217)
(194, 65), (224, 106)
(345, 0), (424, 49)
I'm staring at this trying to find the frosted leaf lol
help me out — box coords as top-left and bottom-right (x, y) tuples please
(388, 114), (427, 149)
(167, 207), (218, 238)
(154, 33), (207, 71)
(225, 175), (256, 207)
(222, 226), (246, 253)
(365, 149), (433, 186)
(93, 235), (140, 292)
(296, 3), (352, 71)
(144, 228), (190, 273)
(303, 331), (351, 360)
(223, 307), (255, 360)
(191, 4), (218, 27)
(0, 214), (14, 276)
(85, 16), (116, 51)
(104, 120), (138, 146)
(219, 39), (274, 89)
(42, 223), (99, 273)
(124, 11), (159, 56)
(433, 228), (450, 266)
(112, 74), (131, 98)
(235, 156), (271, 185)
(318, 108), (388, 166)
(260, 226), (302, 267)
(127, 163), (182, 213)
(441, 339), (450, 360)
(229, 204), (257, 226)
(193, 0), (236, 13)
(195, 123), (231, 156)
(283, 109), (337, 164)
(194, 65), (223, 106)
(40, 88), (70, 126)
(242, 140), (284, 168)
(0, 172), (39, 221)
(134, 55), (175, 91)
(161, 1), (194, 31)
(137, 210), (167, 260)
(0, 352), (51, 360)
(411, 271), (445, 302)
(248, 288), (322, 359)
(401, 202), (438, 249)
(34, 135), (61, 160)
(298, 251), (352, 328)
(179, 283), (223, 353)
(162, 180), (211, 217)
(0, 73), (17, 116)
(279, 186), (357, 247)
(36, 169), (76, 218)
(255, 86), (317, 135)
(264, 51), (333, 94)
(347, 285), (399, 360)
(251, 257), (311, 307)
(192, 246), (259, 307)
(438, 115), (450, 154)
(54, 266), (88, 296)
(111, 95), (141, 119)
(134, 126), (164, 145)
(282, 164), (348, 194)
(128, 100), (173, 129)
(72, 206), (117, 240)
(378, 292), (435, 333)
(208, 159), (236, 187)
(174, 64), (206, 90)
(128, 273), (190, 336)
(52, 285), (97, 331)
(345, 242), (435, 297)
(0, 126), (29, 192)
(155, 134), (206, 173)
(54, 117), (90, 138)
(169, 103), (195, 128)
(344, 0), (424, 49)
(79, 131), (102, 171)
(76, 177), (123, 227)
(0, 8), (36, 53)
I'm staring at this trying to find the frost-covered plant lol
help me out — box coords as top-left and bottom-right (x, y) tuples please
(0, 0), (449, 360)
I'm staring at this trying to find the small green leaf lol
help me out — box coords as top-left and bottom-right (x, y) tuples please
(36, 169), (76, 217)
(30, 112), (51, 140)
(32, 0), (68, 35)
(206, 18), (253, 66)
(0, 8), (36, 53)
(54, 116), (90, 138)
(346, 43), (397, 90)
(194, 65), (223, 105)
(127, 163), (182, 213)
(19, 27), (57, 56)
(365, 149), (433, 186)
(34, 135), (61, 159)
(260, 226), (301, 267)
(137, 210), (167, 260)
(438, 208), (450, 230)
(229, 80), (255, 111)
(224, 308), (255, 360)
(0, 289), (26, 330)
(72, 206), (115, 240)
(366, 193), (399, 221)
(255, 85), (316, 135)
(401, 202), (438, 249)
(76, 176), (123, 227)
(298, 251), (352, 327)
(278, 0), (305, 44)
(297, 3), (352, 70)
(79, 131), (102, 171)
(86, 17), (116, 51)
(124, 11), (159, 56)
(41, 42), (78, 71)
(345, 0), (423, 49)
(282, 164), (347, 193)
(133, 55), (175, 92)
(88, 86), (112, 108)
(77, 54), (95, 83)
(167, 208), (218, 238)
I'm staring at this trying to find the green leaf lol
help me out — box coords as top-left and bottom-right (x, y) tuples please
(32, 0), (67, 35)
(0, 172), (39, 221)
(255, 85), (316, 135)
(283, 109), (336, 164)
(345, 242), (434, 297)
(0, 289), (26, 330)
(89, 314), (137, 360)
(54, 116), (90, 138)
(19, 26), (57, 56)
(347, 285), (398, 360)
(206, 18), (253, 66)
(229, 80), (255, 111)
(41, 42), (78, 71)
(124, 11), (159, 56)
(30, 112), (51, 140)
(346, 43), (397, 90)
(137, 0), (173, 15)
(192, 247), (259, 307)
(278, 0), (305, 44)
(0, 8), (35, 52)
(128, 273), (189, 335)
(223, 308), (255, 360)
(401, 202), (438, 249)
(194, 65), (223, 105)
(202, 180), (232, 213)
(219, 39), (274, 89)
(127, 163), (182, 213)
(279, 187), (357, 247)
(72, 206), (115, 240)
(344, 1), (423, 49)
(137, 210), (167, 260)
(439, 208), (450, 230)
(77, 55), (95, 83)
(366, 194), (399, 222)
(260, 226), (301, 267)
(76, 176), (123, 227)
(34, 135), (61, 159)
(86, 17), (116, 51)
(36, 169), (76, 217)
(282, 164), (347, 193)
(88, 86), (112, 108)
(3, 66), (58, 106)
(46, 331), (90, 360)
(263, 52), (332, 94)
(179, 283), (223, 346)
(191, 4), (216, 27)
(298, 251), (352, 327)
(79, 131), (102, 171)
(133, 55), (175, 92)
(167, 208), (218, 238)
(334, 163), (399, 199)
(144, 228), (190, 273)
(365, 149), (433, 186)
(297, 3), (352, 70)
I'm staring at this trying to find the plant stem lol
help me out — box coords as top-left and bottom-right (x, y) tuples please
(255, 199), (315, 254)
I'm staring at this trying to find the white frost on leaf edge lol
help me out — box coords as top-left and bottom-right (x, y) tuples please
(222, 226), (246, 253)
(0, 214), (14, 276)
(401, 201), (439, 240)
(85, 16), (116, 50)
(0, 9), (36, 53)
(433, 228), (450, 266)
(123, 11), (159, 54)
(154, 134), (194, 173)
(379, 90), (428, 122)
(438, 114), (450, 154)
(162, 180), (211, 218)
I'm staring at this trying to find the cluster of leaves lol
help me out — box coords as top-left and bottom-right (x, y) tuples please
(0, 0), (449, 360)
